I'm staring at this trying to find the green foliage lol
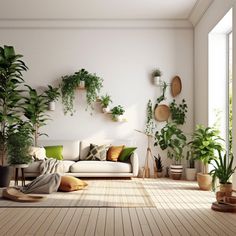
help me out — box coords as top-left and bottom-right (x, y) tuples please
(152, 68), (162, 77)
(155, 82), (167, 106)
(100, 94), (112, 108)
(45, 85), (60, 102)
(154, 122), (187, 164)
(169, 99), (188, 125)
(0, 45), (28, 165)
(60, 68), (103, 115)
(154, 155), (163, 172)
(111, 105), (125, 120)
(210, 150), (236, 191)
(190, 125), (223, 174)
(7, 121), (33, 165)
(145, 100), (156, 135)
(23, 85), (49, 146)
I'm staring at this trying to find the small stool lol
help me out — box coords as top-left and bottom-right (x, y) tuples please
(12, 164), (29, 186)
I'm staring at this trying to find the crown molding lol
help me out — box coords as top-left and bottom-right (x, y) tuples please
(188, 0), (214, 26)
(0, 19), (193, 29)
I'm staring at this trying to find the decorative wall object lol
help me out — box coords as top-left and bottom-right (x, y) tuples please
(171, 76), (182, 97)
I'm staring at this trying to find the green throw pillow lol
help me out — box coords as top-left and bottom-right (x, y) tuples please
(44, 145), (63, 160)
(118, 147), (137, 162)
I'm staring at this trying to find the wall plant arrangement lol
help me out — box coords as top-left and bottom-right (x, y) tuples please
(60, 68), (103, 115)
(45, 85), (60, 111)
(100, 94), (112, 113)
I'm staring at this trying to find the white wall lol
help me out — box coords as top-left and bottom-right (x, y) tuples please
(0, 22), (193, 171)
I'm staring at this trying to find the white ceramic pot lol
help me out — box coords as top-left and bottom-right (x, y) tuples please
(170, 164), (183, 180)
(185, 168), (197, 181)
(102, 106), (110, 113)
(153, 76), (161, 85)
(48, 101), (56, 111)
(113, 115), (123, 122)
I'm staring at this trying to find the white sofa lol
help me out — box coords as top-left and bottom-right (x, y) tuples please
(24, 140), (139, 178)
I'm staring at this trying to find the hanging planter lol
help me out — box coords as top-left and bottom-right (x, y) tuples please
(45, 85), (60, 111)
(111, 105), (125, 122)
(152, 68), (162, 86)
(78, 80), (85, 89)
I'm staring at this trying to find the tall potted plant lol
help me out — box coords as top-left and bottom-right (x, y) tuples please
(0, 45), (28, 187)
(210, 150), (235, 193)
(191, 125), (223, 190)
(155, 122), (186, 180)
(45, 85), (60, 111)
(23, 85), (49, 146)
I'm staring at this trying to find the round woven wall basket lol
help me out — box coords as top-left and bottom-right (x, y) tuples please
(171, 76), (182, 97)
(154, 104), (170, 122)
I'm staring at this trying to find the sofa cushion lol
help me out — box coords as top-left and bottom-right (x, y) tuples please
(119, 147), (137, 162)
(85, 144), (109, 161)
(44, 145), (63, 160)
(38, 140), (80, 161)
(107, 145), (124, 162)
(24, 161), (42, 173)
(63, 161), (76, 173)
(70, 161), (132, 173)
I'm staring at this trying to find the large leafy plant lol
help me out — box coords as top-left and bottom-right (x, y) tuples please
(210, 151), (236, 191)
(154, 122), (187, 164)
(23, 85), (49, 146)
(60, 68), (103, 115)
(190, 125), (223, 174)
(0, 45), (28, 166)
(7, 121), (33, 165)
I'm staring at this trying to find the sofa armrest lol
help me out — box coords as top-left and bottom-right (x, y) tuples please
(130, 152), (139, 177)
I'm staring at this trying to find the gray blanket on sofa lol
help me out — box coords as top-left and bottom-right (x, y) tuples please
(40, 158), (64, 175)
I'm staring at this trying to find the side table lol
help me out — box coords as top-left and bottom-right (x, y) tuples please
(12, 164), (29, 186)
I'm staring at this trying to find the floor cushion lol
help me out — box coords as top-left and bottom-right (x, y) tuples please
(59, 176), (88, 192)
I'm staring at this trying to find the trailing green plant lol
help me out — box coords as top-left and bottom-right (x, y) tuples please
(110, 105), (125, 120)
(23, 85), (49, 146)
(0, 45), (28, 166)
(154, 155), (163, 172)
(155, 82), (167, 107)
(145, 99), (156, 135)
(169, 99), (188, 125)
(60, 68), (103, 115)
(154, 122), (187, 164)
(190, 125), (223, 174)
(45, 85), (60, 103)
(152, 68), (162, 77)
(100, 94), (112, 108)
(209, 150), (236, 191)
(7, 121), (33, 165)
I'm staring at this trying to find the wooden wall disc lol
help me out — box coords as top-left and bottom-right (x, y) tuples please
(154, 104), (170, 122)
(171, 76), (182, 97)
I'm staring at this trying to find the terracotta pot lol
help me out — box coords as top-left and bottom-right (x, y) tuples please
(170, 164), (183, 180)
(220, 183), (232, 194)
(197, 173), (212, 191)
(186, 168), (197, 181)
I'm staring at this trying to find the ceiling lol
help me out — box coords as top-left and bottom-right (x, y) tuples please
(0, 0), (213, 26)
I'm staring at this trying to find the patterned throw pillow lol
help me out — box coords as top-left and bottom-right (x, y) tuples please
(85, 144), (109, 161)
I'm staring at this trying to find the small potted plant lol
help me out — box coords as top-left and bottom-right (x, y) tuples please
(110, 105), (125, 122)
(155, 122), (186, 180)
(152, 68), (162, 85)
(185, 150), (197, 181)
(210, 150), (235, 194)
(191, 125), (223, 190)
(45, 85), (60, 111)
(154, 155), (164, 177)
(100, 94), (112, 113)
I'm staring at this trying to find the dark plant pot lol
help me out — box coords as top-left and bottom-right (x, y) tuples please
(0, 166), (11, 187)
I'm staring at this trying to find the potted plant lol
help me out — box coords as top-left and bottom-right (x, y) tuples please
(23, 85), (49, 146)
(185, 150), (197, 181)
(7, 121), (33, 167)
(152, 68), (162, 85)
(0, 45), (28, 187)
(210, 150), (235, 193)
(60, 68), (103, 115)
(45, 85), (60, 111)
(155, 122), (186, 180)
(110, 105), (125, 122)
(169, 99), (188, 125)
(191, 125), (223, 190)
(154, 155), (164, 177)
(100, 94), (112, 113)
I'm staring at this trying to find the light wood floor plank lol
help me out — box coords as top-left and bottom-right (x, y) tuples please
(85, 208), (99, 236)
(122, 208), (133, 236)
(74, 208), (91, 236)
(115, 208), (124, 236)
(129, 208), (143, 236)
(95, 208), (107, 236)
(105, 208), (115, 236)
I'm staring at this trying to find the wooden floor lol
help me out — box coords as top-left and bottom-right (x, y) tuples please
(1, 178), (236, 236)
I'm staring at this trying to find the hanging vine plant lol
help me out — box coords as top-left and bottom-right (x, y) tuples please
(60, 69), (103, 115)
